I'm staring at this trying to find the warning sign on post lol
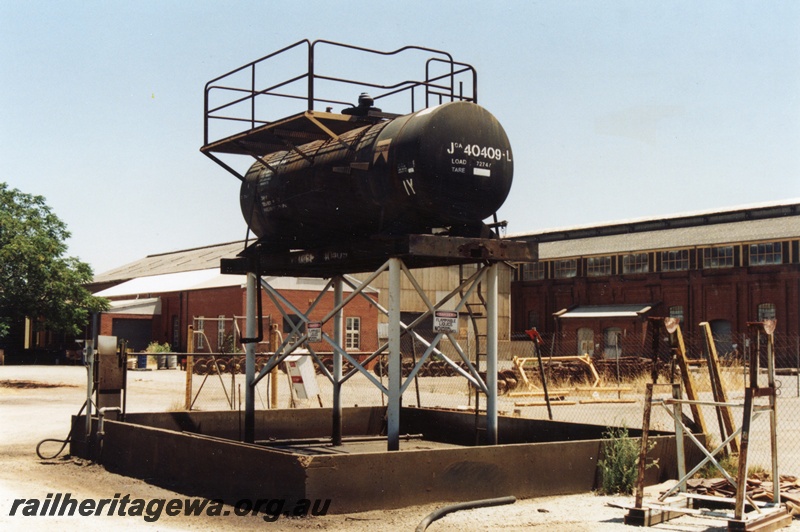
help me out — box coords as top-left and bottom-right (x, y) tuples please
(285, 354), (320, 400)
(433, 310), (458, 334)
(307, 322), (322, 343)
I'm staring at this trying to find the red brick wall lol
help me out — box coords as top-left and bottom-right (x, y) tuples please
(104, 285), (380, 354)
(513, 265), (800, 337)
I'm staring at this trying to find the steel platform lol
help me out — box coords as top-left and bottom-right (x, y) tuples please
(201, 110), (385, 157)
(221, 234), (537, 277)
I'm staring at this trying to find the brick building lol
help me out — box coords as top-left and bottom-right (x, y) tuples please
(510, 200), (800, 358)
(89, 243), (379, 354)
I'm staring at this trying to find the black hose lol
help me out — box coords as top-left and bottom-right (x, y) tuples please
(36, 400), (87, 460)
(36, 437), (71, 460)
(415, 495), (516, 532)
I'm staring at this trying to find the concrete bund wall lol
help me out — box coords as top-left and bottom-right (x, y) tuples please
(70, 407), (703, 514)
(100, 421), (309, 503)
(403, 407), (618, 445)
(302, 439), (604, 512)
(121, 407), (386, 441)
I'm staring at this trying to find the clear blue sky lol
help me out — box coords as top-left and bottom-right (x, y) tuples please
(2, 1), (798, 275)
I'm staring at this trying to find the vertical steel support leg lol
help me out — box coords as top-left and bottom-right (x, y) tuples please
(387, 258), (402, 451)
(486, 263), (499, 445)
(86, 342), (94, 439)
(736, 328), (760, 519)
(86, 312), (99, 440)
(734, 387), (754, 519)
(672, 383), (686, 492)
(332, 276), (343, 446)
(634, 383), (654, 508)
(244, 272), (257, 443)
(767, 333), (780, 504)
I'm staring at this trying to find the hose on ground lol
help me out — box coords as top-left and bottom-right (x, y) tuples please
(36, 437), (71, 460)
(415, 495), (516, 532)
(36, 400), (87, 460)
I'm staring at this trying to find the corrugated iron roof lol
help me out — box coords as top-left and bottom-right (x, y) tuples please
(93, 241), (246, 284)
(95, 269), (240, 297)
(94, 268), (377, 298)
(538, 215), (800, 259)
(93, 201), (800, 283)
(507, 198), (800, 239)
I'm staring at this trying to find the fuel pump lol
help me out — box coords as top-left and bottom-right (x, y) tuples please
(94, 335), (126, 414)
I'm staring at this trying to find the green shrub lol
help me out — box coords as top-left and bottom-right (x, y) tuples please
(144, 341), (172, 353)
(597, 426), (658, 495)
(694, 451), (771, 481)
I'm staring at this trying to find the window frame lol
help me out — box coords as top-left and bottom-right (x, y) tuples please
(757, 303), (776, 321)
(586, 256), (612, 277)
(521, 261), (546, 281)
(702, 246), (735, 269)
(196, 316), (205, 350)
(749, 242), (783, 266)
(660, 249), (690, 272)
(669, 305), (684, 324)
(345, 316), (361, 350)
(217, 315), (225, 352)
(622, 253), (649, 274)
(554, 258), (577, 279)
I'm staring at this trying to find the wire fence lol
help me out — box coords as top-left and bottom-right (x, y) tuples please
(159, 328), (800, 477)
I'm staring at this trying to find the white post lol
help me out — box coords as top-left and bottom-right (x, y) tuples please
(332, 276), (343, 445)
(85, 340), (94, 439)
(387, 258), (402, 451)
(486, 263), (498, 444)
(244, 272), (257, 443)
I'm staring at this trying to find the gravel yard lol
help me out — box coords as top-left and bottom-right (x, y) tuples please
(1, 365), (798, 531)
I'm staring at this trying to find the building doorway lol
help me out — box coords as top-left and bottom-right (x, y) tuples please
(577, 327), (594, 356)
(111, 318), (152, 352)
(604, 327), (623, 359)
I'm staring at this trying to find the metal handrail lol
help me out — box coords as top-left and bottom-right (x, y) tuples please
(202, 39), (477, 147)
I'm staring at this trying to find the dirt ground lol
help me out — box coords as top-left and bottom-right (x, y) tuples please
(1, 365), (798, 531)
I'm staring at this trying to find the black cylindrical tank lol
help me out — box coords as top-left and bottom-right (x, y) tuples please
(240, 101), (513, 249)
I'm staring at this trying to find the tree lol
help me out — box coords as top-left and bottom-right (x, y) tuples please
(0, 182), (107, 342)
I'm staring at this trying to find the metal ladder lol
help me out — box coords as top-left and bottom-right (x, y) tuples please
(460, 263), (488, 444)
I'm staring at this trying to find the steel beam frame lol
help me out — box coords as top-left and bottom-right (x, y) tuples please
(626, 320), (791, 531)
(241, 258), (500, 450)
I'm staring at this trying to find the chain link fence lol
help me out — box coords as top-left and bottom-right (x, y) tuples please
(147, 324), (800, 477)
